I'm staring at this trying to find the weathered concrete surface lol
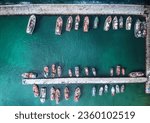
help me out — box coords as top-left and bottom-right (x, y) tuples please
(22, 77), (147, 85)
(0, 4), (145, 15)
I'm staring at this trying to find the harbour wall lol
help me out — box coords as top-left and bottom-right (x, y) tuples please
(0, 4), (146, 15)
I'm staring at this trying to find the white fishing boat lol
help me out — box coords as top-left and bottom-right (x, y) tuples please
(83, 16), (89, 32)
(40, 87), (46, 104)
(116, 65), (121, 76)
(33, 84), (39, 97)
(110, 68), (114, 77)
(51, 64), (56, 77)
(120, 84), (125, 93)
(134, 19), (142, 38)
(112, 16), (118, 30)
(121, 68), (125, 76)
(75, 15), (80, 30)
(99, 86), (104, 96)
(119, 16), (123, 28)
(92, 68), (96, 76)
(141, 21), (147, 38)
(55, 16), (63, 35)
(84, 67), (89, 76)
(21, 72), (37, 78)
(129, 72), (144, 77)
(43, 66), (49, 78)
(92, 86), (96, 96)
(74, 87), (81, 102)
(64, 87), (70, 100)
(145, 82), (150, 94)
(26, 15), (36, 34)
(93, 16), (99, 29)
(57, 66), (62, 77)
(126, 16), (132, 30)
(55, 88), (60, 104)
(68, 69), (73, 77)
(104, 85), (108, 93)
(104, 16), (112, 31)
(75, 66), (79, 77)
(115, 85), (120, 93)
(50, 86), (55, 101)
(111, 86), (115, 96)
(66, 16), (73, 31)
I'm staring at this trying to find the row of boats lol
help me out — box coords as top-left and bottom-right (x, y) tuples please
(22, 64), (97, 78)
(26, 15), (147, 38)
(55, 15), (132, 35)
(110, 65), (144, 77)
(33, 84), (81, 104)
(110, 65), (126, 77)
(92, 84), (125, 96)
(104, 16), (134, 31)
(22, 64), (144, 79)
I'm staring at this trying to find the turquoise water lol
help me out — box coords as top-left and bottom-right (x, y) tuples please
(0, 15), (149, 106)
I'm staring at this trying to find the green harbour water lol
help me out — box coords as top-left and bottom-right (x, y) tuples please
(0, 14), (149, 106)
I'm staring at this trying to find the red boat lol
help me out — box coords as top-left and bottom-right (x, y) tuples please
(83, 16), (89, 32)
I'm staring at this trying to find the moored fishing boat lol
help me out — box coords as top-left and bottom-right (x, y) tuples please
(33, 84), (39, 97)
(99, 86), (103, 96)
(40, 87), (46, 104)
(129, 72), (144, 77)
(116, 66), (121, 76)
(55, 16), (63, 35)
(74, 87), (81, 102)
(110, 68), (114, 77)
(64, 86), (70, 100)
(141, 21), (147, 38)
(84, 67), (89, 76)
(104, 16), (112, 31)
(112, 16), (118, 30)
(92, 86), (96, 96)
(119, 16), (123, 28)
(55, 88), (60, 104)
(75, 15), (80, 30)
(83, 16), (89, 32)
(115, 85), (120, 93)
(43, 66), (49, 78)
(66, 16), (73, 31)
(104, 85), (108, 93)
(21, 72), (37, 78)
(92, 68), (96, 76)
(51, 64), (56, 77)
(57, 66), (62, 77)
(75, 66), (79, 77)
(93, 16), (99, 29)
(126, 16), (132, 30)
(121, 68), (125, 76)
(145, 82), (150, 94)
(121, 84), (125, 93)
(68, 69), (73, 77)
(50, 86), (55, 101)
(111, 86), (115, 96)
(134, 19), (142, 38)
(26, 15), (36, 34)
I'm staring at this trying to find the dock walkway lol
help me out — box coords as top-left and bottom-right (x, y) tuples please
(0, 4), (145, 15)
(22, 77), (147, 85)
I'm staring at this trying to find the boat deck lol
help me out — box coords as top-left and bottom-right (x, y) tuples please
(22, 77), (147, 85)
(0, 4), (145, 15)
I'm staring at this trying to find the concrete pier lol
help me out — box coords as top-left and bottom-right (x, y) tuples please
(22, 77), (147, 85)
(146, 13), (150, 76)
(0, 4), (145, 15)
